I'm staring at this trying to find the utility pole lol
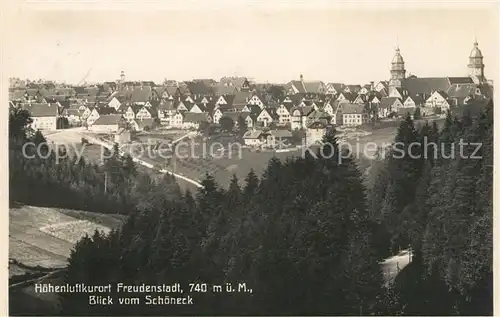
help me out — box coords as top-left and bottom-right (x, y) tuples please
(104, 171), (107, 194)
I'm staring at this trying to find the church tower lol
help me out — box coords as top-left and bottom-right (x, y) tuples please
(468, 40), (486, 84)
(389, 46), (406, 97)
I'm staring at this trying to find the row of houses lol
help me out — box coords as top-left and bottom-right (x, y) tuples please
(10, 73), (493, 135)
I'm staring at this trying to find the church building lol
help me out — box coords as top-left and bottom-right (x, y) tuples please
(387, 40), (492, 110)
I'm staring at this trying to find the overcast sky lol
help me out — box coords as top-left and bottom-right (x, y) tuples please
(5, 3), (498, 85)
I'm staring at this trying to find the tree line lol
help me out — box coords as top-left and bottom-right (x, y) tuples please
(9, 101), (492, 315)
(9, 108), (182, 214)
(368, 102), (493, 315)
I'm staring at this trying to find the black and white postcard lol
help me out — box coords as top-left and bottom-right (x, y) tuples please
(6, 1), (496, 316)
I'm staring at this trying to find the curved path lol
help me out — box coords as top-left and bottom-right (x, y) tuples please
(81, 132), (203, 189)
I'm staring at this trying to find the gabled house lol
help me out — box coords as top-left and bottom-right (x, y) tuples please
(307, 110), (331, 127)
(176, 101), (189, 112)
(219, 77), (251, 92)
(336, 92), (358, 103)
(182, 112), (212, 130)
(157, 100), (176, 122)
(285, 75), (326, 95)
(290, 106), (314, 130)
(242, 113), (258, 129)
(322, 100), (335, 117)
(212, 108), (224, 124)
(90, 114), (126, 133)
(276, 103), (293, 125)
(83, 107), (100, 126)
(341, 103), (369, 126)
(247, 94), (265, 109)
(108, 96), (121, 110)
(402, 94), (424, 108)
(130, 118), (155, 132)
(189, 103), (205, 113)
(215, 95), (231, 106)
(426, 91), (451, 113)
(62, 104), (85, 126)
(374, 81), (389, 92)
(353, 94), (368, 104)
(378, 97), (403, 118)
(325, 83), (345, 95)
(343, 85), (362, 94)
(256, 108), (279, 127)
(243, 130), (267, 147)
(23, 103), (59, 131)
(135, 106), (153, 121)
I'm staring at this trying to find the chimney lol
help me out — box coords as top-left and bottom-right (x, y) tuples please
(370, 81), (374, 91)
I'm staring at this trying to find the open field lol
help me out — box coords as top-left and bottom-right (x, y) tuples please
(140, 122), (406, 188)
(9, 203), (126, 274)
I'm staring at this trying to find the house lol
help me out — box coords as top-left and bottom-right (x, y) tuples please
(402, 94), (424, 108)
(290, 106), (314, 130)
(168, 112), (184, 129)
(176, 101), (189, 112)
(157, 100), (176, 121)
(135, 106), (153, 121)
(256, 108), (279, 127)
(181, 112), (211, 130)
(367, 92), (382, 105)
(215, 95), (231, 106)
(63, 104), (85, 126)
(374, 81), (389, 92)
(269, 129), (293, 145)
(322, 100), (335, 117)
(24, 103), (59, 131)
(85, 107), (100, 126)
(212, 108), (224, 124)
(343, 85), (362, 94)
(285, 75), (326, 95)
(378, 97), (403, 118)
(325, 83), (345, 95)
(336, 92), (358, 103)
(90, 114), (126, 133)
(307, 110), (331, 127)
(243, 113), (258, 129)
(243, 130), (267, 147)
(359, 83), (374, 95)
(341, 103), (369, 126)
(130, 118), (155, 132)
(397, 107), (416, 119)
(425, 91), (451, 113)
(353, 94), (368, 104)
(276, 103), (293, 125)
(189, 103), (205, 113)
(123, 106), (136, 121)
(219, 77), (251, 92)
(445, 83), (492, 107)
(247, 94), (266, 109)
(114, 128), (131, 145)
(305, 120), (330, 145)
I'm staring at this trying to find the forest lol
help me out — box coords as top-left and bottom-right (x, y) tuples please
(9, 101), (492, 315)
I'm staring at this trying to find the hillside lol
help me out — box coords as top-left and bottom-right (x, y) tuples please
(9, 202), (126, 276)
